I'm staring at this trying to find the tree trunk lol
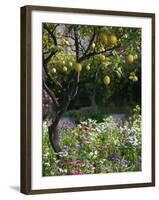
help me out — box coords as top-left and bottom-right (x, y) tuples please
(48, 109), (64, 159)
(48, 85), (76, 158)
(47, 69), (80, 159)
(48, 121), (61, 155)
(90, 65), (100, 107)
(90, 90), (97, 107)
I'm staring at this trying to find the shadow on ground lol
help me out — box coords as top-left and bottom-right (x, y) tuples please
(10, 185), (20, 192)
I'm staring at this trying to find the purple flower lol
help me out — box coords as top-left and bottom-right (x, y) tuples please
(115, 146), (126, 150)
(111, 152), (118, 160)
(120, 146), (126, 150)
(120, 158), (128, 165)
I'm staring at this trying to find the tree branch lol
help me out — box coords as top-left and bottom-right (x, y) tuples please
(74, 26), (80, 61)
(72, 73), (80, 98)
(79, 43), (121, 62)
(43, 81), (60, 108)
(43, 51), (56, 66)
(78, 39), (86, 54)
(82, 28), (96, 58)
(43, 23), (58, 45)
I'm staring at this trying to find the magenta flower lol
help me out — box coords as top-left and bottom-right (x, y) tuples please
(68, 160), (83, 166)
(70, 170), (79, 175)
(68, 161), (76, 166)
(75, 163), (82, 167)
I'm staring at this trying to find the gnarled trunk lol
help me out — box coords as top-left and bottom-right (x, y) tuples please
(48, 95), (73, 158)
(48, 123), (61, 155)
(48, 110), (63, 159)
(47, 72), (80, 159)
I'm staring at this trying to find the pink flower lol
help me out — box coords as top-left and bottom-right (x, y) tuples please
(75, 163), (82, 167)
(68, 160), (83, 166)
(70, 170), (79, 175)
(68, 161), (76, 165)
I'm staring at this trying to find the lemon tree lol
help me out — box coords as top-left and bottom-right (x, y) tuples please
(42, 23), (141, 156)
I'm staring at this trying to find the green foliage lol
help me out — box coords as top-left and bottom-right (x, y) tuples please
(43, 105), (141, 176)
(64, 106), (129, 123)
(43, 23), (141, 108)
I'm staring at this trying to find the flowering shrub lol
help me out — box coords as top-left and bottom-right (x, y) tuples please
(42, 105), (141, 176)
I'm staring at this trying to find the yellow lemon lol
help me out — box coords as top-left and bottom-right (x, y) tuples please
(99, 33), (108, 45)
(68, 61), (73, 67)
(62, 60), (65, 64)
(103, 75), (110, 86)
(63, 66), (68, 72)
(51, 68), (56, 74)
(133, 75), (138, 82)
(129, 75), (133, 80)
(109, 35), (117, 46)
(127, 54), (134, 64)
(91, 42), (96, 49)
(99, 54), (106, 61)
(75, 63), (82, 73)
(86, 64), (90, 71)
(105, 57), (111, 61)
(134, 54), (138, 60)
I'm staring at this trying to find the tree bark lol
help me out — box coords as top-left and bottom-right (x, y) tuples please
(48, 125), (61, 154)
(48, 113), (62, 159)
(48, 82), (78, 158)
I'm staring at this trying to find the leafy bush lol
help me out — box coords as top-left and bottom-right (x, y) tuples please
(42, 105), (141, 176)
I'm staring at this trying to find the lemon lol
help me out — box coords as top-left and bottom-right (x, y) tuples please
(74, 63), (82, 73)
(105, 57), (111, 61)
(103, 75), (110, 86)
(86, 64), (90, 71)
(63, 66), (68, 72)
(91, 42), (96, 49)
(134, 54), (138, 60)
(99, 54), (106, 61)
(68, 61), (73, 67)
(129, 75), (133, 80)
(99, 33), (108, 45)
(129, 72), (138, 82)
(51, 68), (56, 74)
(108, 35), (117, 46)
(133, 75), (138, 82)
(127, 54), (134, 64)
